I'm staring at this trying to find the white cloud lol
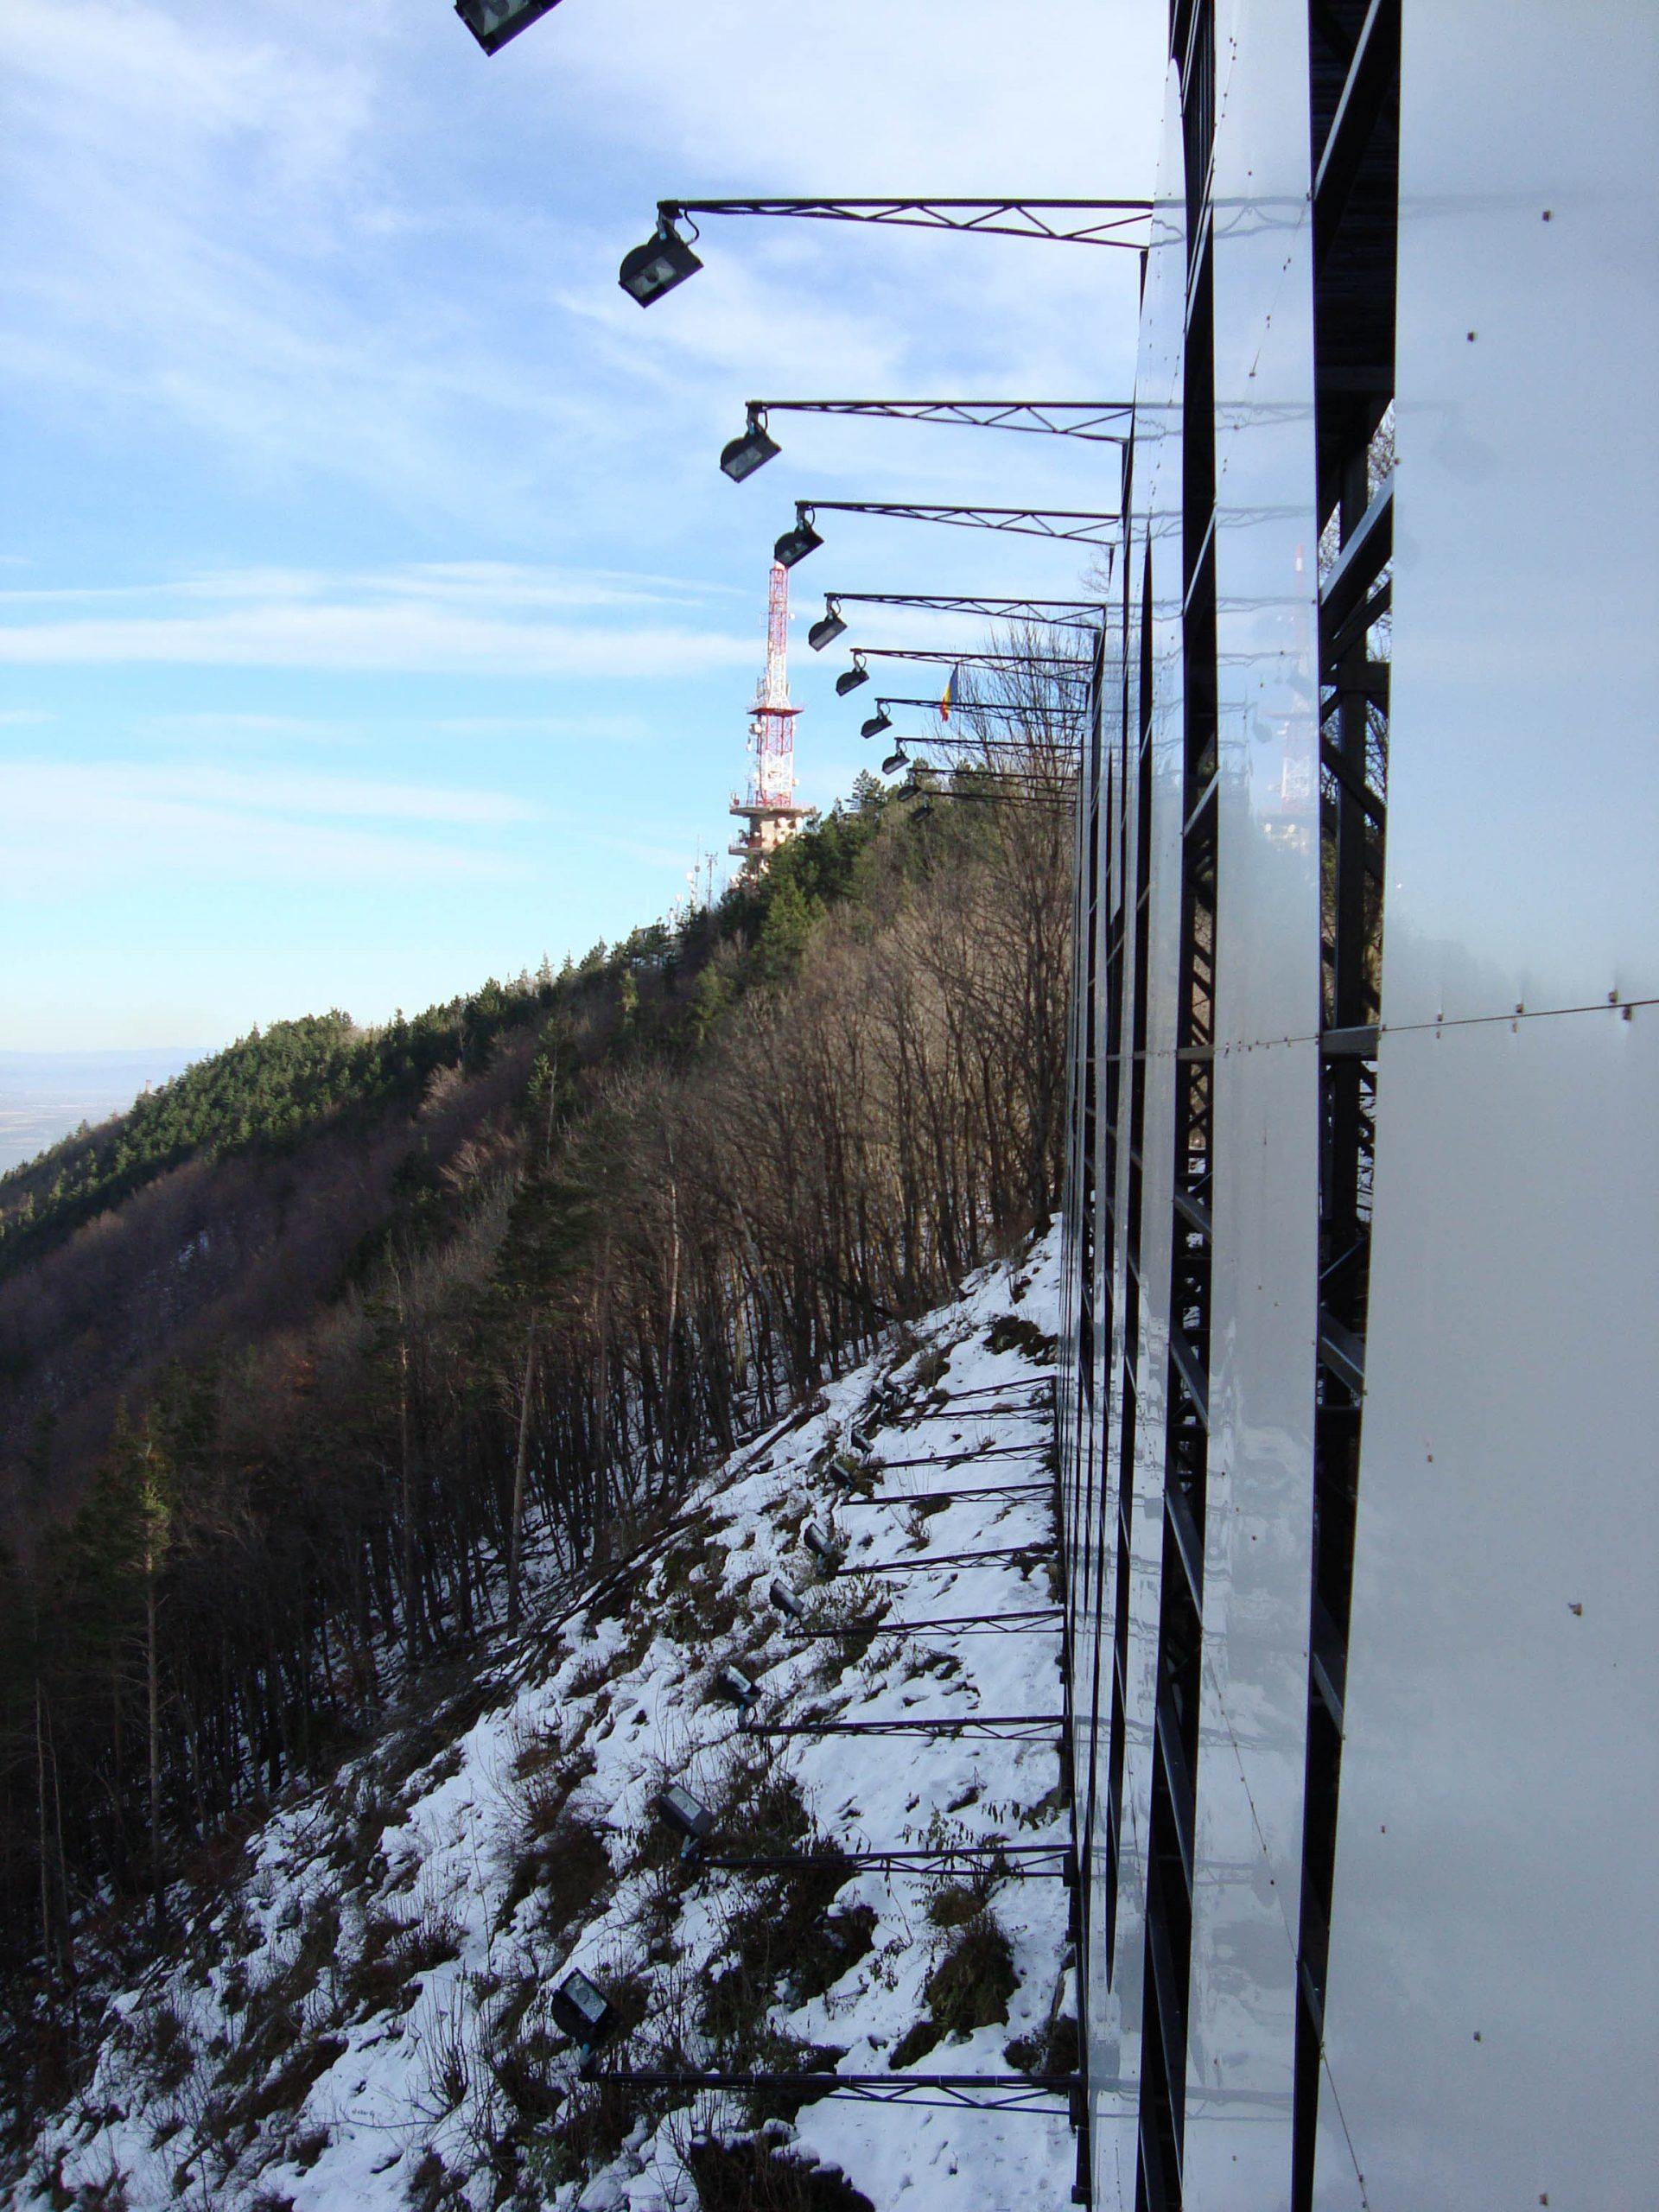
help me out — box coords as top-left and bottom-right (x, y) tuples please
(137, 711), (367, 745)
(0, 563), (756, 675)
(0, 757), (539, 895)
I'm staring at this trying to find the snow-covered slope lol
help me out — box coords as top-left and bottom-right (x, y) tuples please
(16, 1234), (1072, 2212)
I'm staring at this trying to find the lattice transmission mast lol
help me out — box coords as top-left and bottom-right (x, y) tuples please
(730, 560), (811, 875)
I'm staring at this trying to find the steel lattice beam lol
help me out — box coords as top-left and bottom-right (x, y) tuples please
(664, 195), (1150, 247)
(870, 694), (1089, 727)
(701, 1843), (1070, 1878)
(747, 398), (1135, 443)
(751, 1713), (1062, 1741)
(836, 1481), (1051, 1503)
(799, 499), (1121, 546)
(842, 1544), (1050, 1575)
(788, 1608), (1062, 1637)
(855, 646), (1094, 675)
(827, 590), (1103, 626)
(594, 2067), (1078, 2113)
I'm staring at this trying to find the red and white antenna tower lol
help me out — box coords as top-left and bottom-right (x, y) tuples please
(730, 560), (811, 875)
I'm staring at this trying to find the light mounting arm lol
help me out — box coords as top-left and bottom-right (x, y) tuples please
(657, 195), (1151, 247)
(784, 500), (1120, 554)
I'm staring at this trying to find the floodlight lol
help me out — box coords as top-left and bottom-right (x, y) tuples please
(619, 220), (703, 307)
(715, 1663), (760, 1715)
(770, 1577), (806, 1620)
(861, 707), (892, 741)
(550, 1968), (614, 2050)
(454, 0), (564, 55)
(773, 510), (823, 568)
(835, 661), (870, 697)
(654, 1783), (715, 1857)
(850, 1421), (877, 1452)
(829, 1452), (864, 1488)
(804, 1522), (845, 1574)
(808, 601), (848, 652)
(882, 748), (909, 776)
(720, 410), (781, 482)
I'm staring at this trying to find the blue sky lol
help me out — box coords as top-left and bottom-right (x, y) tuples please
(0, 0), (1161, 1052)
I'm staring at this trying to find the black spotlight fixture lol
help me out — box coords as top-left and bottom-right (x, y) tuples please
(770, 1576), (807, 1620)
(550, 1968), (614, 2063)
(835, 658), (870, 697)
(715, 1662), (760, 1718)
(720, 408), (781, 482)
(804, 1522), (845, 1576)
(619, 217), (703, 308)
(454, 0), (565, 54)
(773, 507), (823, 568)
(829, 1451), (864, 1489)
(882, 747), (910, 777)
(654, 1783), (715, 1859)
(850, 1419), (878, 1452)
(808, 599), (848, 652)
(861, 706), (892, 741)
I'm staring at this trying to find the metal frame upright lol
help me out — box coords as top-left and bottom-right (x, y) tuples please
(1133, 5), (1219, 2196)
(1292, 6), (1398, 2201)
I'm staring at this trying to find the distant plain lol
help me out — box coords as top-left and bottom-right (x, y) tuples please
(0, 1050), (200, 1174)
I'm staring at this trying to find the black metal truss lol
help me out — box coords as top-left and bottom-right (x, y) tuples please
(702, 1843), (1069, 1878)
(864, 1442), (1046, 1468)
(841, 1544), (1049, 1576)
(855, 646), (1095, 676)
(1291, 4), (1399, 2202)
(1139, 141), (1218, 2209)
(924, 1378), (1058, 1402)
(836, 1481), (1050, 1504)
(906, 785), (1077, 815)
(594, 2067), (1078, 2113)
(746, 397), (1134, 443)
(912, 786), (1077, 812)
(886, 733), (1083, 760)
(888, 1405), (1052, 1422)
(798, 499), (1121, 546)
(787, 1608), (1061, 1638)
(750, 1713), (1063, 1743)
(894, 774), (1079, 806)
(871, 693), (1090, 724)
(662, 197), (1149, 248)
(827, 589), (1104, 627)
(894, 769), (1080, 801)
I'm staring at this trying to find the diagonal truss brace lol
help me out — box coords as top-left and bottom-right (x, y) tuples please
(747, 397), (1134, 442)
(751, 1713), (1063, 1742)
(597, 2066), (1078, 2113)
(664, 196), (1150, 246)
(873, 694), (1089, 722)
(801, 499), (1121, 546)
(827, 590), (1104, 626)
(854, 646), (1094, 676)
(836, 1480), (1051, 1503)
(702, 1842), (1070, 1878)
(787, 1608), (1062, 1637)
(842, 1543), (1051, 1575)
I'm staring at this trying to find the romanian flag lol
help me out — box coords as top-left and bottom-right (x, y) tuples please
(939, 662), (958, 722)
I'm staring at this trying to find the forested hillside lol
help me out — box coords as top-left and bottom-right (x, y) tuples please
(0, 791), (885, 1527)
(0, 733), (1073, 2175)
(10, 1247), (1071, 2212)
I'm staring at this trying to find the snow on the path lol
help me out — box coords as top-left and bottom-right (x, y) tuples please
(14, 1232), (1071, 2212)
